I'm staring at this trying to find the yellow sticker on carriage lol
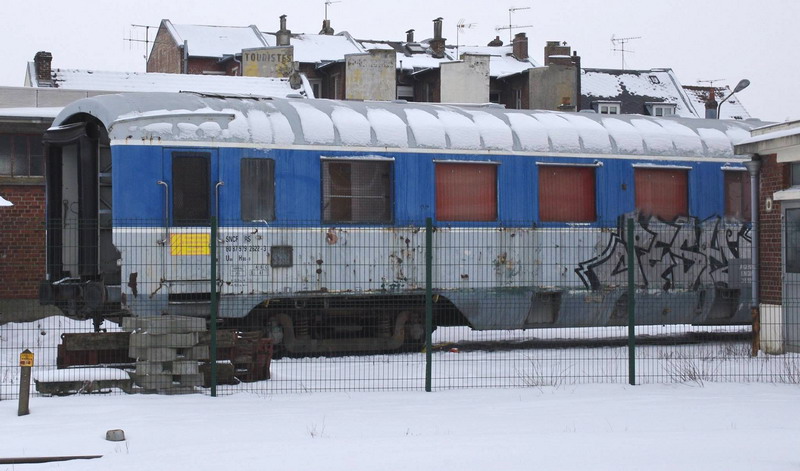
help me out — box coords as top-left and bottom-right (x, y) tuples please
(170, 233), (211, 256)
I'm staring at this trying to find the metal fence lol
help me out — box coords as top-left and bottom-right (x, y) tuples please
(1, 216), (798, 399)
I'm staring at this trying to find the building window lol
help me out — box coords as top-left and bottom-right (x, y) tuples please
(634, 167), (689, 220)
(723, 170), (751, 221)
(791, 162), (800, 186)
(648, 103), (677, 117)
(539, 165), (596, 222)
(786, 208), (800, 273)
(0, 134), (44, 177)
(309, 79), (322, 99)
(322, 159), (392, 224)
(435, 162), (497, 221)
(648, 75), (661, 84)
(514, 89), (523, 110)
(241, 158), (275, 221)
(595, 102), (621, 115)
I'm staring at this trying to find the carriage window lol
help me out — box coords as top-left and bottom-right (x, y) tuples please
(173, 153), (210, 225)
(241, 158), (275, 221)
(539, 165), (596, 222)
(634, 167), (688, 220)
(322, 159), (392, 224)
(724, 170), (751, 221)
(435, 162), (497, 222)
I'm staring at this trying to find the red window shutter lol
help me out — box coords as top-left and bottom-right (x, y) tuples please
(539, 166), (596, 222)
(435, 163), (497, 221)
(634, 168), (688, 220)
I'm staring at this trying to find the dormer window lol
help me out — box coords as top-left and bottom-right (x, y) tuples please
(594, 101), (621, 114)
(647, 103), (677, 117)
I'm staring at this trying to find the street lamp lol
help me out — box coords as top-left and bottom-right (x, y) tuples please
(717, 79), (750, 119)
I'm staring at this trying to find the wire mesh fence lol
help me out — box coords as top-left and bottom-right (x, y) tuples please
(2, 215), (799, 399)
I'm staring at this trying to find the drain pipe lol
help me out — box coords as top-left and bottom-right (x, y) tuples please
(744, 156), (761, 356)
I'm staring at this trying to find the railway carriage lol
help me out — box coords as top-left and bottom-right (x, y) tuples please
(39, 92), (759, 355)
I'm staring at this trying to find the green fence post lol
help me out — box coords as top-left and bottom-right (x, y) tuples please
(425, 217), (433, 392)
(627, 217), (636, 386)
(210, 216), (218, 397)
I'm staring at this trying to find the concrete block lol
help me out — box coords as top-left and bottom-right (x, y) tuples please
(172, 361), (200, 375)
(129, 332), (199, 348)
(131, 374), (174, 390)
(184, 345), (210, 360)
(176, 373), (204, 387)
(128, 346), (179, 361)
(141, 316), (206, 334)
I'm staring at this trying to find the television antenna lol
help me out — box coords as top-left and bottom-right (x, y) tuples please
(697, 79), (725, 102)
(125, 24), (156, 64)
(324, 0), (341, 21)
(456, 18), (477, 57)
(496, 6), (532, 43)
(610, 34), (641, 70)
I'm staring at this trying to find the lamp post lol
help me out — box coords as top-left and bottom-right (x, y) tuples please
(717, 79), (750, 119)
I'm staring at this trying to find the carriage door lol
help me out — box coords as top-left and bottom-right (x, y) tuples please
(160, 149), (221, 300)
(783, 202), (800, 353)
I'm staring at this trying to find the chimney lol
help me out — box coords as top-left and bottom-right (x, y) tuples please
(34, 51), (54, 87)
(320, 19), (334, 35)
(406, 29), (415, 43)
(429, 18), (446, 59)
(277, 15), (292, 46)
(544, 40), (572, 66)
(512, 32), (528, 60)
(705, 88), (718, 119)
(487, 36), (503, 47)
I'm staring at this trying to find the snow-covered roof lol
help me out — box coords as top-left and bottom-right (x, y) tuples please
(581, 68), (699, 118)
(52, 92), (763, 159)
(282, 32), (365, 63)
(683, 85), (751, 120)
(456, 45), (539, 78)
(0, 107), (61, 119)
(164, 20), (268, 58)
(27, 68), (311, 98)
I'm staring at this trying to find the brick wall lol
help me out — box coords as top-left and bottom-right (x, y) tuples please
(0, 183), (46, 298)
(758, 154), (785, 304)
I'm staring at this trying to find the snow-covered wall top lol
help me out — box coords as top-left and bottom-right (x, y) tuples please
(52, 92), (763, 159)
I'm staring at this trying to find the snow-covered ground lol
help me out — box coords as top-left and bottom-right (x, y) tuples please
(1, 383), (799, 470)
(2, 316), (799, 469)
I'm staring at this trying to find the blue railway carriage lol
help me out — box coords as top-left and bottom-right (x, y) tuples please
(39, 92), (759, 355)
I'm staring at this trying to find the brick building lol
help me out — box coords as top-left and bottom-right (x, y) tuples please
(735, 121), (800, 354)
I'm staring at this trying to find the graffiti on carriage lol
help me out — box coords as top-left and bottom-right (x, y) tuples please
(576, 214), (751, 291)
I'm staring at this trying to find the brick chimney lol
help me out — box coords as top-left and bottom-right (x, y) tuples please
(705, 88), (718, 119)
(512, 33), (528, 60)
(34, 51), (54, 87)
(429, 17), (446, 59)
(277, 15), (291, 46)
(487, 36), (503, 47)
(320, 19), (334, 35)
(544, 40), (572, 66)
(406, 29), (415, 43)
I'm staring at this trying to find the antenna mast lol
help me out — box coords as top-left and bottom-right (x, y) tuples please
(610, 35), (641, 70)
(324, 0), (341, 21)
(125, 24), (155, 65)
(456, 19), (477, 57)
(496, 6), (532, 43)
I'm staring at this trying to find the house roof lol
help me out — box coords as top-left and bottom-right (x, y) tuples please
(683, 85), (751, 120)
(25, 67), (311, 98)
(163, 20), (268, 58)
(277, 32), (365, 63)
(456, 45), (539, 78)
(580, 68), (699, 118)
